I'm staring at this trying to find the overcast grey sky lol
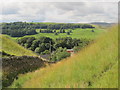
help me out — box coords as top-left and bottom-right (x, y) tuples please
(0, 0), (118, 23)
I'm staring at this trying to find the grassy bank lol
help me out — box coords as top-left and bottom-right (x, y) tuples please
(0, 35), (37, 56)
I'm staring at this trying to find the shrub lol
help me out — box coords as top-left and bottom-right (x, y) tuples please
(2, 56), (45, 87)
(41, 50), (50, 55)
(54, 32), (58, 35)
(66, 32), (70, 35)
(35, 47), (41, 54)
(51, 47), (70, 61)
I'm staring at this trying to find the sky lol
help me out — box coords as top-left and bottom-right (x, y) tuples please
(0, 0), (119, 23)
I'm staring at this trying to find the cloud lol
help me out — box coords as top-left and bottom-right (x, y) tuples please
(0, 2), (118, 23)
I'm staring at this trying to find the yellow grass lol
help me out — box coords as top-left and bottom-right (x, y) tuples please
(0, 35), (37, 56)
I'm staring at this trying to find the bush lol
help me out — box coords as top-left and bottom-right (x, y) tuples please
(54, 32), (58, 35)
(66, 32), (70, 35)
(41, 50), (50, 55)
(73, 46), (80, 53)
(51, 47), (70, 61)
(35, 47), (41, 54)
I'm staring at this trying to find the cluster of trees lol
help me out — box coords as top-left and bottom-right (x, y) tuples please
(2, 22), (95, 30)
(40, 29), (72, 35)
(18, 37), (90, 61)
(2, 29), (37, 37)
(1, 22), (95, 37)
(2, 22), (38, 37)
(73, 39), (91, 52)
(18, 37), (83, 52)
(54, 37), (81, 49)
(39, 29), (66, 33)
(36, 23), (94, 29)
(55, 29), (72, 35)
(51, 47), (70, 61)
(18, 37), (54, 52)
(39, 29), (53, 33)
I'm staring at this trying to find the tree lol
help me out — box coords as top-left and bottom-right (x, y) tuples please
(54, 32), (58, 35)
(35, 47), (41, 54)
(41, 50), (50, 55)
(66, 32), (70, 35)
(39, 43), (47, 53)
(18, 37), (29, 45)
(26, 37), (35, 43)
(59, 29), (62, 33)
(38, 37), (53, 44)
(24, 43), (31, 48)
(51, 47), (70, 61)
(91, 30), (95, 32)
(31, 40), (40, 51)
(63, 29), (65, 33)
(39, 30), (42, 33)
(69, 29), (72, 33)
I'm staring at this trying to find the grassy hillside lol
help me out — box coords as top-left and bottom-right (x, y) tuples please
(10, 26), (118, 88)
(0, 35), (37, 56)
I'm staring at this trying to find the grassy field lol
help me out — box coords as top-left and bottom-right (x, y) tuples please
(0, 35), (37, 56)
(11, 28), (104, 40)
(10, 25), (118, 88)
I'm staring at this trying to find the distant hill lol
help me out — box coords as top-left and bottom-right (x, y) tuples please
(91, 22), (115, 28)
(0, 35), (37, 56)
(11, 25), (118, 88)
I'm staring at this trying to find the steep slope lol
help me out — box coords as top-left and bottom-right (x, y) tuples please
(11, 26), (118, 88)
(0, 35), (46, 87)
(0, 35), (37, 56)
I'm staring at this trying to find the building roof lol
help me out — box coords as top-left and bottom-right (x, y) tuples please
(67, 49), (74, 51)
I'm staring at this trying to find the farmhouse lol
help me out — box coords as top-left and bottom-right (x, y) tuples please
(67, 49), (74, 53)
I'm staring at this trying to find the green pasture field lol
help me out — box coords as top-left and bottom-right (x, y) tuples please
(11, 28), (104, 41)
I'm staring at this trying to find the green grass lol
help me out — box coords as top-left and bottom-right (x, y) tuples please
(0, 35), (37, 56)
(10, 25), (118, 88)
(11, 28), (104, 40)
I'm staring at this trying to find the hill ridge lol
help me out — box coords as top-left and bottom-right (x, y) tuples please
(0, 35), (37, 57)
